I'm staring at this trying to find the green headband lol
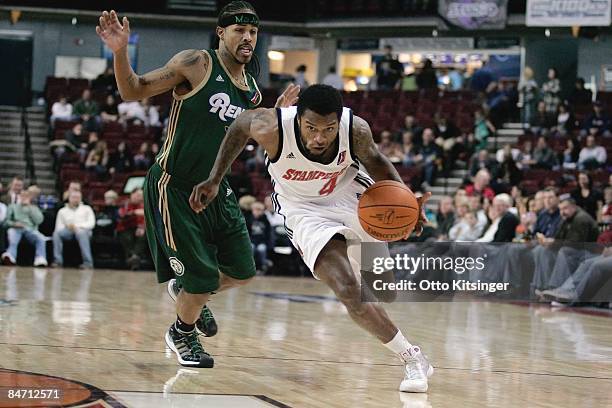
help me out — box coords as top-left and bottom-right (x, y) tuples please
(219, 12), (259, 28)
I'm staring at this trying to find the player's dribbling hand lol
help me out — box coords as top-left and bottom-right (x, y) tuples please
(189, 180), (219, 213)
(409, 191), (431, 238)
(96, 10), (130, 53)
(274, 84), (300, 108)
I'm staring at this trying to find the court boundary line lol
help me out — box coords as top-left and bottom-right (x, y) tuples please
(2, 342), (611, 381)
(107, 390), (292, 408)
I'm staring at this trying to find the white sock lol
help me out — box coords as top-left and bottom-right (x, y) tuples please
(384, 330), (414, 362)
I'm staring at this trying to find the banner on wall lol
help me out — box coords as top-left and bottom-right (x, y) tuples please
(438, 0), (508, 29)
(526, 0), (612, 26)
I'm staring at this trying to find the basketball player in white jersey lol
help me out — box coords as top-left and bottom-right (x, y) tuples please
(190, 85), (434, 392)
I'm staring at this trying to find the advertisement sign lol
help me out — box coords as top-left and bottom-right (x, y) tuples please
(527, 0), (612, 26)
(438, 0), (508, 29)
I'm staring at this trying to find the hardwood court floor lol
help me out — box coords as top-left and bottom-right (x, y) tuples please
(1, 266), (611, 408)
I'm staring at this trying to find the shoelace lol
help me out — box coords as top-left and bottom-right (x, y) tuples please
(406, 360), (422, 379)
(183, 332), (205, 357)
(201, 307), (214, 323)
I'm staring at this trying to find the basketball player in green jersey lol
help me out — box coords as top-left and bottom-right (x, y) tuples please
(96, 2), (299, 368)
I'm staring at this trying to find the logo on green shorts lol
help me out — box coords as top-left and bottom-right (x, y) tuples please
(169, 257), (185, 276)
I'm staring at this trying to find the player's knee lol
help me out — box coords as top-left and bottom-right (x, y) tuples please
(331, 273), (361, 306)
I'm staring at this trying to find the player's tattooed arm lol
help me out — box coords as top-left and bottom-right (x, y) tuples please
(190, 108), (276, 212)
(116, 49), (207, 101)
(352, 115), (403, 183)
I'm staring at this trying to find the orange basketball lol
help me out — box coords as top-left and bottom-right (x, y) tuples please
(358, 180), (420, 242)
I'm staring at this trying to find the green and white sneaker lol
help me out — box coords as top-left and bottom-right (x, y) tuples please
(167, 279), (218, 337)
(165, 324), (214, 368)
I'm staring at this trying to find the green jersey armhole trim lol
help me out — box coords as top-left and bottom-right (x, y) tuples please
(172, 50), (213, 101)
(251, 75), (262, 107)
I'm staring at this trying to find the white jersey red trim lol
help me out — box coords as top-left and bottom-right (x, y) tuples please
(265, 106), (359, 202)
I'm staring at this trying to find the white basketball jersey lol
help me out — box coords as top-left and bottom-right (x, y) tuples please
(266, 106), (359, 201)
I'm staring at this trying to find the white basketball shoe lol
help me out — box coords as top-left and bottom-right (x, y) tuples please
(399, 346), (434, 393)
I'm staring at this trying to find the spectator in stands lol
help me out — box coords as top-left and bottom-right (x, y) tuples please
(238, 195), (256, 218)
(560, 138), (580, 170)
(52, 190), (95, 269)
(518, 66), (538, 126)
(568, 78), (593, 107)
(530, 101), (554, 134)
(449, 210), (481, 242)
(419, 128), (442, 188)
(468, 149), (496, 178)
(294, 65), (309, 89)
(92, 66), (118, 94)
(435, 196), (455, 239)
(494, 145), (522, 193)
(518, 139), (534, 169)
(530, 136), (558, 170)
(61, 181), (82, 202)
(541, 68), (561, 116)
(376, 45), (403, 90)
(515, 199), (538, 242)
(554, 103), (575, 136)
(246, 201), (272, 273)
(466, 169), (495, 201)
(470, 60), (496, 93)
(401, 131), (421, 167)
(447, 67), (464, 91)
(141, 98), (161, 127)
(495, 143), (521, 164)
(532, 197), (599, 292)
(1, 190), (47, 266)
(117, 188), (146, 270)
(486, 81), (511, 128)
(109, 141), (133, 175)
(85, 141), (110, 178)
(1, 176), (24, 205)
(571, 172), (604, 220)
(263, 196), (284, 228)
(73, 89), (100, 131)
(27, 185), (41, 207)
(100, 94), (119, 123)
(599, 186), (612, 224)
(537, 246), (611, 305)
(133, 142), (153, 170)
(433, 112), (460, 150)
(467, 193), (489, 233)
(490, 193), (519, 242)
(322, 66), (343, 90)
(535, 187), (562, 238)
(118, 99), (146, 125)
(78, 131), (99, 162)
(582, 101), (610, 137)
(578, 135), (607, 170)
(95, 190), (119, 237)
(473, 109), (495, 150)
(50, 95), (73, 126)
(398, 114), (423, 145)
(377, 130), (403, 163)
(416, 59), (437, 91)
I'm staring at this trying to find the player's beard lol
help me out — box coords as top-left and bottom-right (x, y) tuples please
(235, 44), (253, 65)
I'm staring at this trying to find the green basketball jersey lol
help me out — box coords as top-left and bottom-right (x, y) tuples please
(156, 49), (262, 183)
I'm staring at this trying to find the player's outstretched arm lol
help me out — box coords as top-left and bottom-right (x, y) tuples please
(353, 115), (431, 235)
(189, 108), (277, 212)
(96, 10), (201, 101)
(352, 115), (403, 183)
